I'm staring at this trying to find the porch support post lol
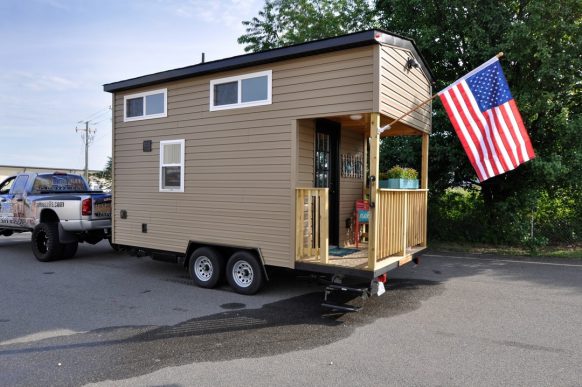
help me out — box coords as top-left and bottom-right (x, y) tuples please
(362, 132), (368, 197)
(368, 113), (380, 270)
(421, 133), (429, 189)
(421, 132), (429, 247)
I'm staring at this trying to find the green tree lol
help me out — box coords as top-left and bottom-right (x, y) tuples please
(376, 0), (581, 199)
(102, 156), (112, 181)
(238, 0), (377, 52)
(376, 0), (581, 244)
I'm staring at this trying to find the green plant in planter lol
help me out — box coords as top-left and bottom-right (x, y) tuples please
(380, 165), (419, 189)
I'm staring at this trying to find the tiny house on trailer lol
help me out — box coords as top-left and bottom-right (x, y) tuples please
(103, 29), (434, 295)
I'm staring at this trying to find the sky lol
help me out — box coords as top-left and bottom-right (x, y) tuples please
(0, 0), (263, 171)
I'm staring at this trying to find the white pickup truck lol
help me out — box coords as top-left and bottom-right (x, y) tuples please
(0, 172), (112, 261)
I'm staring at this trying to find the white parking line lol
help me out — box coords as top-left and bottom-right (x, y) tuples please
(424, 254), (582, 268)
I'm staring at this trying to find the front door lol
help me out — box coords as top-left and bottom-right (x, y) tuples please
(315, 119), (340, 246)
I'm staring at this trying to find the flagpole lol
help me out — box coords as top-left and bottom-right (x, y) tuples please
(378, 52), (504, 134)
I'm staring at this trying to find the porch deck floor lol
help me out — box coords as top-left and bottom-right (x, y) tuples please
(298, 244), (426, 271)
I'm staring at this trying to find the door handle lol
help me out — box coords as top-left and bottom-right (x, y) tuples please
(16, 198), (23, 202)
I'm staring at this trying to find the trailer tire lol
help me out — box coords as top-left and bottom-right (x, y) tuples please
(226, 251), (264, 295)
(189, 247), (223, 289)
(31, 222), (63, 262)
(62, 241), (79, 259)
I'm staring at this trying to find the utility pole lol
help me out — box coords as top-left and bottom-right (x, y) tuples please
(76, 121), (95, 180)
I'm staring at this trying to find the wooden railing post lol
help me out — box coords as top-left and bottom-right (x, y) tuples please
(368, 113), (380, 270)
(402, 192), (408, 255)
(320, 188), (329, 264)
(295, 189), (302, 259)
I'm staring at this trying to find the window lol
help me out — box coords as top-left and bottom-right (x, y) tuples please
(160, 139), (185, 192)
(32, 174), (88, 193)
(11, 175), (29, 195)
(210, 70), (272, 111)
(124, 88), (167, 122)
(0, 176), (16, 195)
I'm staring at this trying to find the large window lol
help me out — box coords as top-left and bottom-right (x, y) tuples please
(159, 139), (185, 192)
(124, 89), (167, 122)
(210, 70), (272, 111)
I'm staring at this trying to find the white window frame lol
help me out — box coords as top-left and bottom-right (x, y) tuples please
(209, 70), (272, 111)
(124, 88), (168, 122)
(159, 139), (185, 192)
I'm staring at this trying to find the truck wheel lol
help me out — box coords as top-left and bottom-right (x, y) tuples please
(188, 247), (223, 289)
(226, 251), (264, 295)
(62, 242), (79, 259)
(31, 222), (63, 262)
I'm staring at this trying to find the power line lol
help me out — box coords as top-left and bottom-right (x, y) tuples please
(81, 106), (111, 122)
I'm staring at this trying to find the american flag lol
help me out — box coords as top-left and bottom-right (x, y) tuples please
(438, 57), (535, 181)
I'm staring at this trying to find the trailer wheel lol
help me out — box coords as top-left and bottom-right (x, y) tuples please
(226, 251), (264, 295)
(62, 241), (79, 259)
(189, 247), (223, 288)
(31, 222), (62, 262)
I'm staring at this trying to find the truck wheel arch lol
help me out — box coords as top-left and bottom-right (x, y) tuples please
(39, 209), (59, 223)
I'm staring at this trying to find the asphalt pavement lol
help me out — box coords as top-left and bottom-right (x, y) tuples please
(0, 233), (581, 386)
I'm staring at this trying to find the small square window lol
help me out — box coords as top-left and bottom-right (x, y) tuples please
(146, 93), (165, 115)
(241, 75), (268, 102)
(124, 89), (167, 122)
(162, 166), (181, 188)
(214, 81), (238, 106)
(126, 97), (144, 118)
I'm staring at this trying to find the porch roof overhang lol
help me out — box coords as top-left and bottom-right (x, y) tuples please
(103, 29), (434, 93)
(323, 112), (431, 137)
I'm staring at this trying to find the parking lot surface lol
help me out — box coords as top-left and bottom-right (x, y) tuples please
(1, 233), (581, 386)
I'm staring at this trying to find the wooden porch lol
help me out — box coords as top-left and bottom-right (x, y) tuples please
(295, 188), (428, 273)
(294, 112), (430, 275)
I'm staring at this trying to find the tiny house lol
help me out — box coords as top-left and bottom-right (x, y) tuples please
(103, 29), (434, 294)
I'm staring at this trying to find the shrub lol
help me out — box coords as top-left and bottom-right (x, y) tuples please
(383, 165), (418, 179)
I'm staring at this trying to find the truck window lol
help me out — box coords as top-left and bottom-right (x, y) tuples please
(12, 175), (29, 195)
(0, 176), (16, 194)
(32, 174), (89, 193)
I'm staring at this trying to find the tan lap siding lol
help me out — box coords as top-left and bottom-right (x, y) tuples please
(297, 120), (315, 187)
(378, 46), (432, 133)
(113, 46), (374, 268)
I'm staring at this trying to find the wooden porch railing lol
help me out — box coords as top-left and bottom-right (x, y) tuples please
(376, 189), (428, 260)
(295, 188), (329, 263)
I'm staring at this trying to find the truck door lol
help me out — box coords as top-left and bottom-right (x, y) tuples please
(9, 175), (29, 229)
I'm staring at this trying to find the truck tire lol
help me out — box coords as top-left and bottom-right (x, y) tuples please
(226, 251), (264, 295)
(31, 222), (63, 262)
(62, 241), (79, 259)
(188, 247), (223, 289)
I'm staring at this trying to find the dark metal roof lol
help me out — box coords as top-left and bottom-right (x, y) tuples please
(103, 29), (434, 93)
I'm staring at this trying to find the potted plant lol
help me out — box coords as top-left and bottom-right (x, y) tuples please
(379, 165), (419, 189)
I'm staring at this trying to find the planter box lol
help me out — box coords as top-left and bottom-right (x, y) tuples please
(379, 179), (419, 189)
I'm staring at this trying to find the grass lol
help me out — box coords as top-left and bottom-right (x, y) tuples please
(428, 241), (582, 260)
